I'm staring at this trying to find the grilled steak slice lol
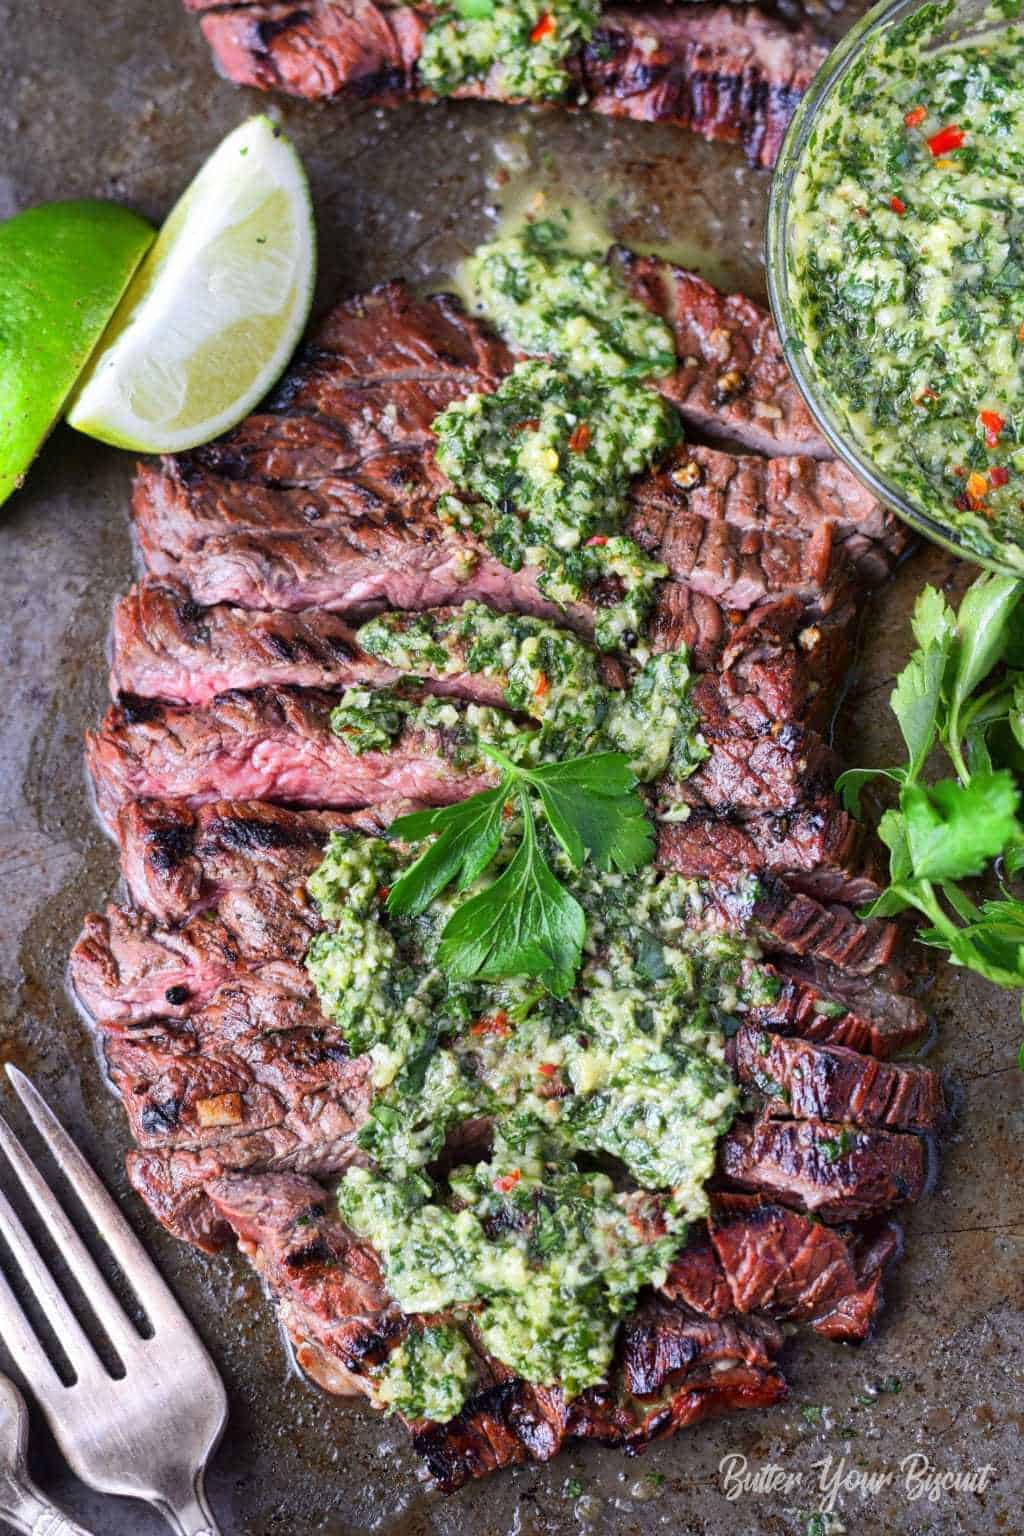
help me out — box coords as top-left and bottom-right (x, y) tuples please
(86, 687), (496, 829)
(116, 798), (411, 923)
(712, 879), (903, 979)
(70, 895), (318, 1026)
(631, 445), (908, 589)
(613, 248), (829, 456)
(189, 1), (825, 168)
(136, 459), (846, 621)
(733, 1026), (944, 1132)
(110, 580), (519, 707)
(73, 871), (903, 1031)
(658, 807), (882, 908)
(205, 1172), (399, 1371)
(748, 961), (928, 1060)
(662, 1194), (900, 1343)
(104, 978), (371, 1155)
(759, 958), (930, 1058)
(719, 1117), (927, 1220)
(204, 1169), (784, 1488)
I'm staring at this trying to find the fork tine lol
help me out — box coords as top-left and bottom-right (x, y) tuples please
(0, 1182), (102, 1383)
(5, 1068), (185, 1333)
(0, 1110), (144, 1361)
(0, 1260), (64, 1395)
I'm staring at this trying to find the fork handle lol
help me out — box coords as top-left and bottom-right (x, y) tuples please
(153, 1484), (221, 1536)
(0, 1480), (96, 1536)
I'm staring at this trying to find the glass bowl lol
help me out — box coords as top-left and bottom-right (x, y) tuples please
(765, 0), (1024, 576)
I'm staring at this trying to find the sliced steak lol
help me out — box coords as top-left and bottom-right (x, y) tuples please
(104, 978), (371, 1159)
(86, 687), (496, 829)
(205, 1168), (784, 1489)
(116, 799), (410, 924)
(748, 961), (929, 1060)
(733, 1025), (944, 1132)
(631, 445), (908, 589)
(657, 806), (882, 909)
(759, 957), (930, 1058)
(662, 1194), (900, 1343)
(613, 249), (830, 456)
(719, 1117), (927, 1221)
(110, 579), (518, 707)
(190, 1), (826, 167)
(70, 894), (319, 1026)
(711, 878), (903, 979)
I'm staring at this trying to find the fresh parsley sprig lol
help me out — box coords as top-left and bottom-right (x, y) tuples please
(387, 746), (654, 995)
(838, 572), (1024, 1014)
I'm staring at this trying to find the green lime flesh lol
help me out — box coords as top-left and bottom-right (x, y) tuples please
(0, 199), (154, 506)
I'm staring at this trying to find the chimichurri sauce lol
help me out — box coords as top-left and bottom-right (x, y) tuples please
(788, 2), (1024, 567)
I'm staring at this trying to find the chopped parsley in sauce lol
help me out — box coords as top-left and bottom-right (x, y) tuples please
(305, 828), (780, 1412)
(433, 360), (678, 650)
(336, 603), (707, 778)
(788, 1), (1024, 567)
(419, 0), (601, 103)
(466, 219), (677, 378)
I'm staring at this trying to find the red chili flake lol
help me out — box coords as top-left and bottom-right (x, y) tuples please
(1018, 322), (1024, 343)
(534, 673), (550, 699)
(979, 409), (1006, 448)
(471, 1010), (511, 1037)
(568, 422), (591, 453)
(904, 105), (927, 128)
(927, 124), (965, 156)
(990, 465), (1010, 487)
(890, 195), (907, 215)
(855, 206), (867, 218)
(493, 1170), (521, 1194)
(952, 465), (965, 477)
(377, 886), (390, 903)
(954, 494), (971, 512)
(585, 534), (608, 546)
(515, 417), (540, 432)
(537, 1062), (558, 1077)
(915, 387), (938, 405)
(530, 11), (554, 40)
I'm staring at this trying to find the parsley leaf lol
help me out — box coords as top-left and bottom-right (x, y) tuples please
(526, 752), (654, 872)
(386, 747), (653, 991)
(387, 788), (507, 917)
(902, 773), (1020, 881)
(841, 573), (1024, 1041)
(437, 790), (586, 996)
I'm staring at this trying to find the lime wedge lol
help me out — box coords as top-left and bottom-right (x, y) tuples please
(69, 116), (316, 454)
(0, 200), (154, 506)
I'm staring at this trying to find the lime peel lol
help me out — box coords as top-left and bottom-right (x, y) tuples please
(0, 200), (154, 507)
(68, 115), (316, 455)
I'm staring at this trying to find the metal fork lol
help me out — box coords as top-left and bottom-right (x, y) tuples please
(0, 1067), (227, 1536)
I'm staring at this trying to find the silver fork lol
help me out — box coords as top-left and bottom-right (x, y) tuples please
(0, 1067), (227, 1536)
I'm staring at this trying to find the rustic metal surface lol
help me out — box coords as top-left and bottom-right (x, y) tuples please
(0, 2), (1021, 1532)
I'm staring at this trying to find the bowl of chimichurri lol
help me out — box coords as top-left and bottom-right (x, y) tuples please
(766, 0), (1024, 575)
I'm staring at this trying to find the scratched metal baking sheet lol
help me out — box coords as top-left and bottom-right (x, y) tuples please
(0, 2), (1021, 1531)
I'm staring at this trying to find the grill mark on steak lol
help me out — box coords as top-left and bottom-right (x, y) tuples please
(661, 1194), (900, 1343)
(747, 960), (929, 1060)
(187, 1), (826, 169)
(719, 1116), (927, 1220)
(117, 798), (414, 922)
(732, 1025), (944, 1132)
(631, 445), (910, 589)
(111, 579), (514, 707)
(86, 686), (498, 830)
